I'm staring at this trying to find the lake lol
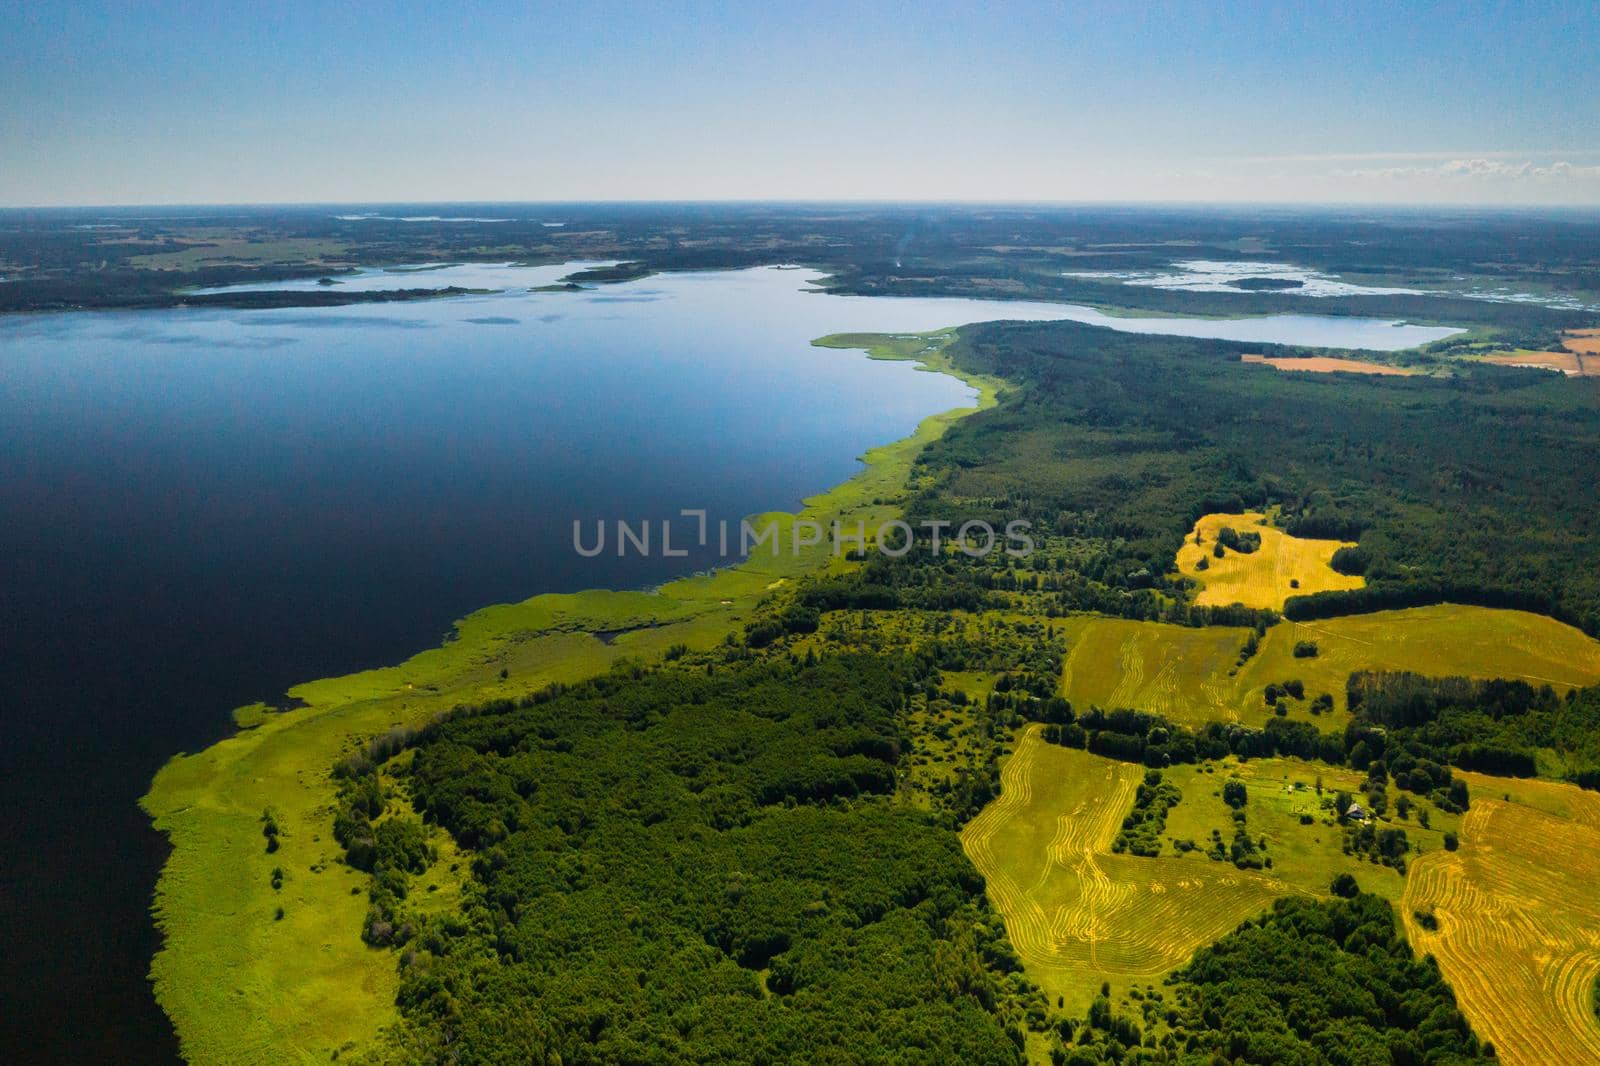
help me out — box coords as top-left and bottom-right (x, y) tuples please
(0, 265), (1458, 1062)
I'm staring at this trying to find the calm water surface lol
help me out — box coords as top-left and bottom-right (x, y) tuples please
(0, 265), (1458, 1062)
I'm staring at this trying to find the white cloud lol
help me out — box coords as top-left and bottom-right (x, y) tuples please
(1230, 149), (1600, 164)
(1337, 158), (1600, 183)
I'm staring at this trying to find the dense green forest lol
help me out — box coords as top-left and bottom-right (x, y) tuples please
(340, 649), (1498, 1064)
(853, 320), (1600, 635)
(1146, 890), (1493, 1064)
(343, 654), (1045, 1064)
(1035, 890), (1494, 1063)
(1349, 671), (1600, 784)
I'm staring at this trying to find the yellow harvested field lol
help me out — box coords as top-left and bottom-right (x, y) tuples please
(1176, 512), (1362, 610)
(1478, 331), (1600, 376)
(1059, 616), (1247, 726)
(1280, 605), (1600, 692)
(1058, 606), (1600, 730)
(962, 727), (1290, 1012)
(1241, 353), (1417, 376)
(1403, 781), (1600, 1066)
(1482, 349), (1596, 376)
(1562, 328), (1600, 356)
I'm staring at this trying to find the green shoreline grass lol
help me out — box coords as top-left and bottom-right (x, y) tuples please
(140, 329), (1002, 1064)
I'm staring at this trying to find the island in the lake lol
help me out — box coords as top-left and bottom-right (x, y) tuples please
(1231, 275), (1306, 290)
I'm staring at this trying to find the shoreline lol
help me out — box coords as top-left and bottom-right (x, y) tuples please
(139, 327), (1004, 1063)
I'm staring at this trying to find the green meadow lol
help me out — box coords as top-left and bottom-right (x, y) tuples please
(1058, 606), (1600, 732)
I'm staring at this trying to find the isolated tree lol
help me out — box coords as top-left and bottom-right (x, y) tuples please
(1222, 780), (1248, 809)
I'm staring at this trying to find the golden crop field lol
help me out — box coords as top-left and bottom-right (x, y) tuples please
(961, 727), (1290, 1013)
(1058, 616), (1246, 726)
(1564, 328), (1600, 356)
(1481, 349), (1597, 376)
(1057, 606), (1600, 730)
(1240, 353), (1418, 376)
(1175, 512), (1362, 610)
(1403, 778), (1600, 1066)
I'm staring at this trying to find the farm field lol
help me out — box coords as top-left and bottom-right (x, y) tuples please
(1481, 349), (1596, 376)
(1403, 779), (1600, 1066)
(1565, 328), (1600, 355)
(964, 721), (1600, 1049)
(1058, 616), (1249, 727)
(1478, 329), (1600, 376)
(961, 727), (1291, 1014)
(1240, 353), (1418, 376)
(1175, 511), (1361, 610)
(1057, 605), (1600, 730)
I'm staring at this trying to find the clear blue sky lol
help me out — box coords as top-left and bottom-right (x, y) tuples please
(3, 0), (1597, 206)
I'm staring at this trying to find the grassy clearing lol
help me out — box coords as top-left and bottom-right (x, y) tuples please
(962, 727), (1290, 1015)
(142, 329), (990, 1064)
(1176, 511), (1362, 610)
(1161, 757), (1461, 901)
(1403, 778), (1600, 1066)
(1058, 606), (1600, 731)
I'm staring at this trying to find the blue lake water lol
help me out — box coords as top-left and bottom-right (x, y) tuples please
(194, 260), (1463, 348)
(0, 264), (1460, 1062)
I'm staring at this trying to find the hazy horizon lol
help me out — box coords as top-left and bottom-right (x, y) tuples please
(7, 197), (1600, 213)
(4, 1), (1598, 208)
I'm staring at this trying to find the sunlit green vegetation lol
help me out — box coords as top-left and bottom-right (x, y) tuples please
(898, 319), (1600, 636)
(130, 273), (1600, 1061)
(352, 653), (1041, 1062)
(1052, 608), (1600, 732)
(141, 328), (999, 1062)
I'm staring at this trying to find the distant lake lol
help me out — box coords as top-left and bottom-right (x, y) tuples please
(0, 265), (1459, 1062)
